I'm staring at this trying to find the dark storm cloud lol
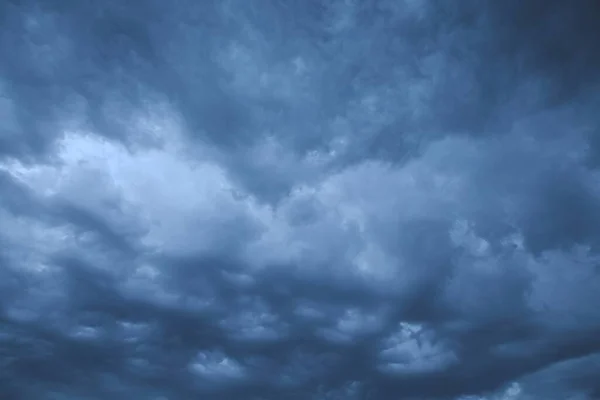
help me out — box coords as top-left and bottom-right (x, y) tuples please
(1, 0), (600, 399)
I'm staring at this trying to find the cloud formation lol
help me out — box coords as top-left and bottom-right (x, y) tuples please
(1, 0), (600, 399)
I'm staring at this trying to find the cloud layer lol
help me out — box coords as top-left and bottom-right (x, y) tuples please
(2, 0), (600, 399)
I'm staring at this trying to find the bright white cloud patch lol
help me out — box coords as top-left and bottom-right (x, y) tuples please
(189, 350), (246, 382)
(2, 128), (266, 256)
(378, 322), (458, 375)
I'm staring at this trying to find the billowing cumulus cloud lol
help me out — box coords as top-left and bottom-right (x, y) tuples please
(1, 0), (600, 399)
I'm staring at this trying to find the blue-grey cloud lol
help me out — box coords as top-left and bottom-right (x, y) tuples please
(1, 1), (600, 399)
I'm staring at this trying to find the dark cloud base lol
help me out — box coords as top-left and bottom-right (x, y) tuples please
(2, 1), (600, 399)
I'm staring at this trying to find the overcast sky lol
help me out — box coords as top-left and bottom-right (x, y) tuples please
(1, 1), (600, 399)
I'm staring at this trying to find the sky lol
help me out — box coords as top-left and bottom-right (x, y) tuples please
(1, 0), (600, 399)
